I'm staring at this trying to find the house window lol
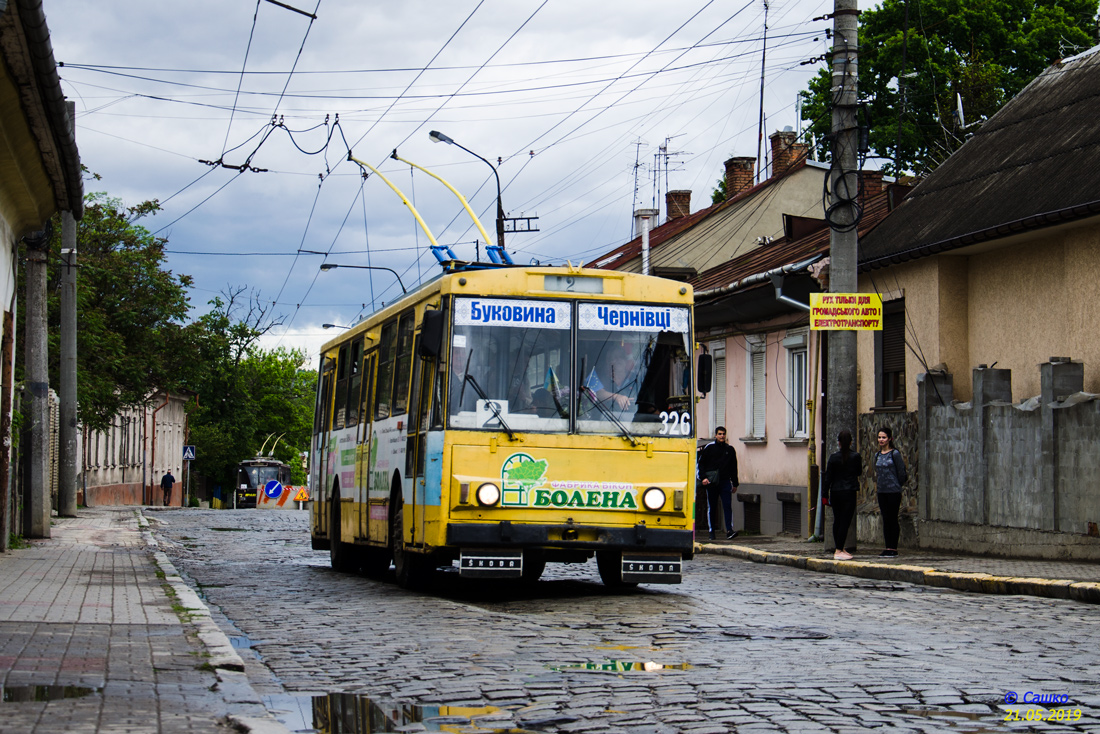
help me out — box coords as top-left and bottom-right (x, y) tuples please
(711, 344), (726, 433)
(875, 298), (906, 408)
(746, 336), (766, 438)
(784, 330), (808, 438)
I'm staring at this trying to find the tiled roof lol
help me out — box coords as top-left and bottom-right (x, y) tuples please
(588, 158), (814, 271)
(692, 176), (903, 299)
(859, 45), (1100, 270)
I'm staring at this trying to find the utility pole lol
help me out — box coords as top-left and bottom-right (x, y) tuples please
(23, 233), (50, 538)
(825, 0), (860, 461)
(59, 100), (78, 517)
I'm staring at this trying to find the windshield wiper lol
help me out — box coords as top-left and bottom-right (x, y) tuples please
(463, 374), (517, 441)
(580, 385), (639, 446)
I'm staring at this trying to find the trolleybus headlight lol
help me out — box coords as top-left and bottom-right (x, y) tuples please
(642, 487), (666, 511)
(476, 482), (501, 507)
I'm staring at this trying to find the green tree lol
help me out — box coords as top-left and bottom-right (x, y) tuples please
(186, 288), (315, 489)
(799, 0), (1098, 175)
(43, 192), (193, 430)
(710, 175), (728, 205)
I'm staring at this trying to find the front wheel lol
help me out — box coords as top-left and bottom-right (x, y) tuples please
(596, 550), (638, 589)
(521, 555), (546, 584)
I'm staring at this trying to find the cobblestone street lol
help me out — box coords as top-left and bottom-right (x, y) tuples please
(152, 509), (1100, 733)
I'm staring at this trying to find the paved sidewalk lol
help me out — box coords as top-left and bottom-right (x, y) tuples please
(0, 506), (287, 734)
(698, 533), (1100, 603)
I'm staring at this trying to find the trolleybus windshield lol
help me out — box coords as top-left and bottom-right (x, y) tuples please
(446, 297), (693, 437)
(448, 297), (572, 433)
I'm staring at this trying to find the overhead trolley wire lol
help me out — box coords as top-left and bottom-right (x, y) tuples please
(222, 0), (263, 156)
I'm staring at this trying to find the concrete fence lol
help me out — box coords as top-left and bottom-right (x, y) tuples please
(913, 358), (1100, 560)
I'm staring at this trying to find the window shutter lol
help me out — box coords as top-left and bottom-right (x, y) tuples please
(752, 350), (766, 437)
(882, 313), (905, 373)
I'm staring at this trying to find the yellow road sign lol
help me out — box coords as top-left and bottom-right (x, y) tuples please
(810, 293), (883, 330)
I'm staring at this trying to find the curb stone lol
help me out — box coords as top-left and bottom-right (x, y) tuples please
(696, 541), (1099, 604)
(139, 510), (292, 733)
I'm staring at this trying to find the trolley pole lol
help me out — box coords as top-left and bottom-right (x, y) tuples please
(825, 0), (860, 520)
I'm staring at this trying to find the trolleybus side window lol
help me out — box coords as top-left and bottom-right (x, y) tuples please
(333, 344), (349, 430)
(357, 350), (377, 460)
(392, 311), (415, 415)
(315, 355), (335, 434)
(346, 337), (363, 427)
(375, 320), (398, 420)
(359, 349), (375, 429)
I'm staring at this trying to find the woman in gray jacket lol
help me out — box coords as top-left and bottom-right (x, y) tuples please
(874, 426), (907, 557)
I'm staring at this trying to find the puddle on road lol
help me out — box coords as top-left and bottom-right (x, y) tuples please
(1, 685), (101, 703)
(552, 658), (691, 673)
(266, 692), (536, 733)
(229, 634), (252, 649)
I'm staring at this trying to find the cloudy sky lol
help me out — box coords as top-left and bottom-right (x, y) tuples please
(46, 0), (834, 364)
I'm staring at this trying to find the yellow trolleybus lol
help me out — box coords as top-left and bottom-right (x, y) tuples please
(310, 262), (707, 587)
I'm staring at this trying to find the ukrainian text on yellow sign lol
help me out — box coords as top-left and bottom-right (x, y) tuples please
(810, 293), (883, 330)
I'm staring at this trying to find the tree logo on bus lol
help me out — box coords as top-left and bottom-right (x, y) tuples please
(501, 453), (548, 507)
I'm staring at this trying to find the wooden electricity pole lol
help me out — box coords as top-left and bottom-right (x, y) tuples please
(825, 0), (860, 488)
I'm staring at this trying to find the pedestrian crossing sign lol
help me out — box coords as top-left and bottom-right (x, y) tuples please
(182, 445), (196, 461)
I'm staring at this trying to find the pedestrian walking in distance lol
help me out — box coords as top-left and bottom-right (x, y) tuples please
(697, 426), (739, 540)
(874, 427), (907, 557)
(822, 429), (862, 561)
(160, 471), (176, 507)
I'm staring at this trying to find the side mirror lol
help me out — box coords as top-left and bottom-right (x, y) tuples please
(697, 353), (712, 395)
(419, 310), (445, 359)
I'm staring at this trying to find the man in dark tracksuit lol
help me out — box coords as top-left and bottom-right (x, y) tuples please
(697, 426), (739, 540)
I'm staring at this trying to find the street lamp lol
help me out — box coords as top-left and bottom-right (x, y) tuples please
(429, 130), (505, 250)
(322, 323), (350, 329)
(319, 262), (407, 293)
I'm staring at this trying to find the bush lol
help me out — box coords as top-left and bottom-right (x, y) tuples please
(188, 496), (200, 508)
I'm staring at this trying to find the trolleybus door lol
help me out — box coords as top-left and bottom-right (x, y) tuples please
(405, 335), (425, 541)
(314, 354), (336, 539)
(356, 351), (376, 541)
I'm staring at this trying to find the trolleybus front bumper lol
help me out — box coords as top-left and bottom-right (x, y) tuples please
(449, 521), (692, 583)
(447, 521), (694, 554)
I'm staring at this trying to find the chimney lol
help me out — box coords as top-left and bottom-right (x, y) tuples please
(666, 190), (691, 221)
(769, 127), (808, 177)
(633, 208), (658, 239)
(724, 157), (755, 199)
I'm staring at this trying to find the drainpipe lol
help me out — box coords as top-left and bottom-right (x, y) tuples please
(770, 273), (811, 312)
(808, 332), (825, 540)
(150, 392), (169, 504)
(695, 254), (826, 301)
